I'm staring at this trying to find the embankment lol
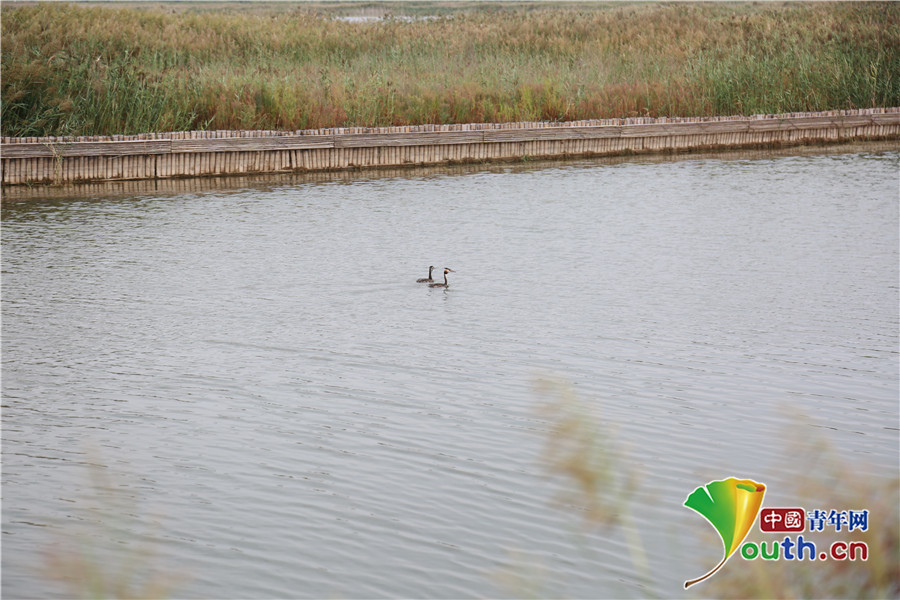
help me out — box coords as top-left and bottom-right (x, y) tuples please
(2, 108), (898, 187)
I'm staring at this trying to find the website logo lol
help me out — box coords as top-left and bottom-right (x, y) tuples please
(682, 477), (766, 589)
(741, 508), (869, 562)
(683, 479), (870, 589)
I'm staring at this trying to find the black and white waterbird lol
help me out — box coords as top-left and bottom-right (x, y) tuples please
(417, 266), (435, 283)
(428, 268), (455, 288)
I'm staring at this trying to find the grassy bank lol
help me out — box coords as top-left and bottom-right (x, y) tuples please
(2, 1), (898, 137)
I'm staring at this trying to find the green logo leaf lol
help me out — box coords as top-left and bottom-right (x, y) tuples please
(684, 477), (766, 588)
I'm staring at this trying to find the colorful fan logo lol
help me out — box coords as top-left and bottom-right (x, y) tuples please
(683, 477), (766, 588)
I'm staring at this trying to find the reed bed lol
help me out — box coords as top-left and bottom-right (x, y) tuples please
(2, 2), (898, 137)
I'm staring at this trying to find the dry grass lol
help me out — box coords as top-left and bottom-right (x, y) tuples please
(703, 431), (899, 599)
(2, 2), (898, 136)
(536, 383), (899, 599)
(42, 454), (187, 599)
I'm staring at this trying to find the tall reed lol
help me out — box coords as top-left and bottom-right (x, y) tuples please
(2, 2), (898, 137)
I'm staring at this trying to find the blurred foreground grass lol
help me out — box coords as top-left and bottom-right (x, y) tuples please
(43, 453), (185, 599)
(535, 379), (899, 599)
(704, 434), (899, 599)
(43, 381), (897, 598)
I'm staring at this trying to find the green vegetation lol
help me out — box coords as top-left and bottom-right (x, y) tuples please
(2, 1), (898, 137)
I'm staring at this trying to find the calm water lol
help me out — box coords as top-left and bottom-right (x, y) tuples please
(3, 147), (898, 599)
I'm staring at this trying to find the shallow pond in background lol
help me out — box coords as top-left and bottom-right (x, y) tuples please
(3, 145), (898, 599)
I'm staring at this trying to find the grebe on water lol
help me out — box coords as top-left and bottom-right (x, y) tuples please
(417, 266), (435, 283)
(429, 268), (455, 288)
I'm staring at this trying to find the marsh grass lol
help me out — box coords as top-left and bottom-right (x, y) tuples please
(2, 2), (898, 137)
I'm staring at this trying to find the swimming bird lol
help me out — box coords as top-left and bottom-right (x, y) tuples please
(429, 268), (455, 288)
(417, 266), (435, 283)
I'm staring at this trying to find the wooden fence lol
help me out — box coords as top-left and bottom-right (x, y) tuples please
(2, 108), (898, 186)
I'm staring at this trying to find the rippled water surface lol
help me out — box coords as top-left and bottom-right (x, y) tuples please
(3, 147), (898, 599)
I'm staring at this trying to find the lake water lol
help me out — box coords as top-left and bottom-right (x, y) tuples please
(3, 145), (898, 599)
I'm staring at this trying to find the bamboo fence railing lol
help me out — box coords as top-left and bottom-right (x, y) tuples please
(2, 108), (898, 186)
